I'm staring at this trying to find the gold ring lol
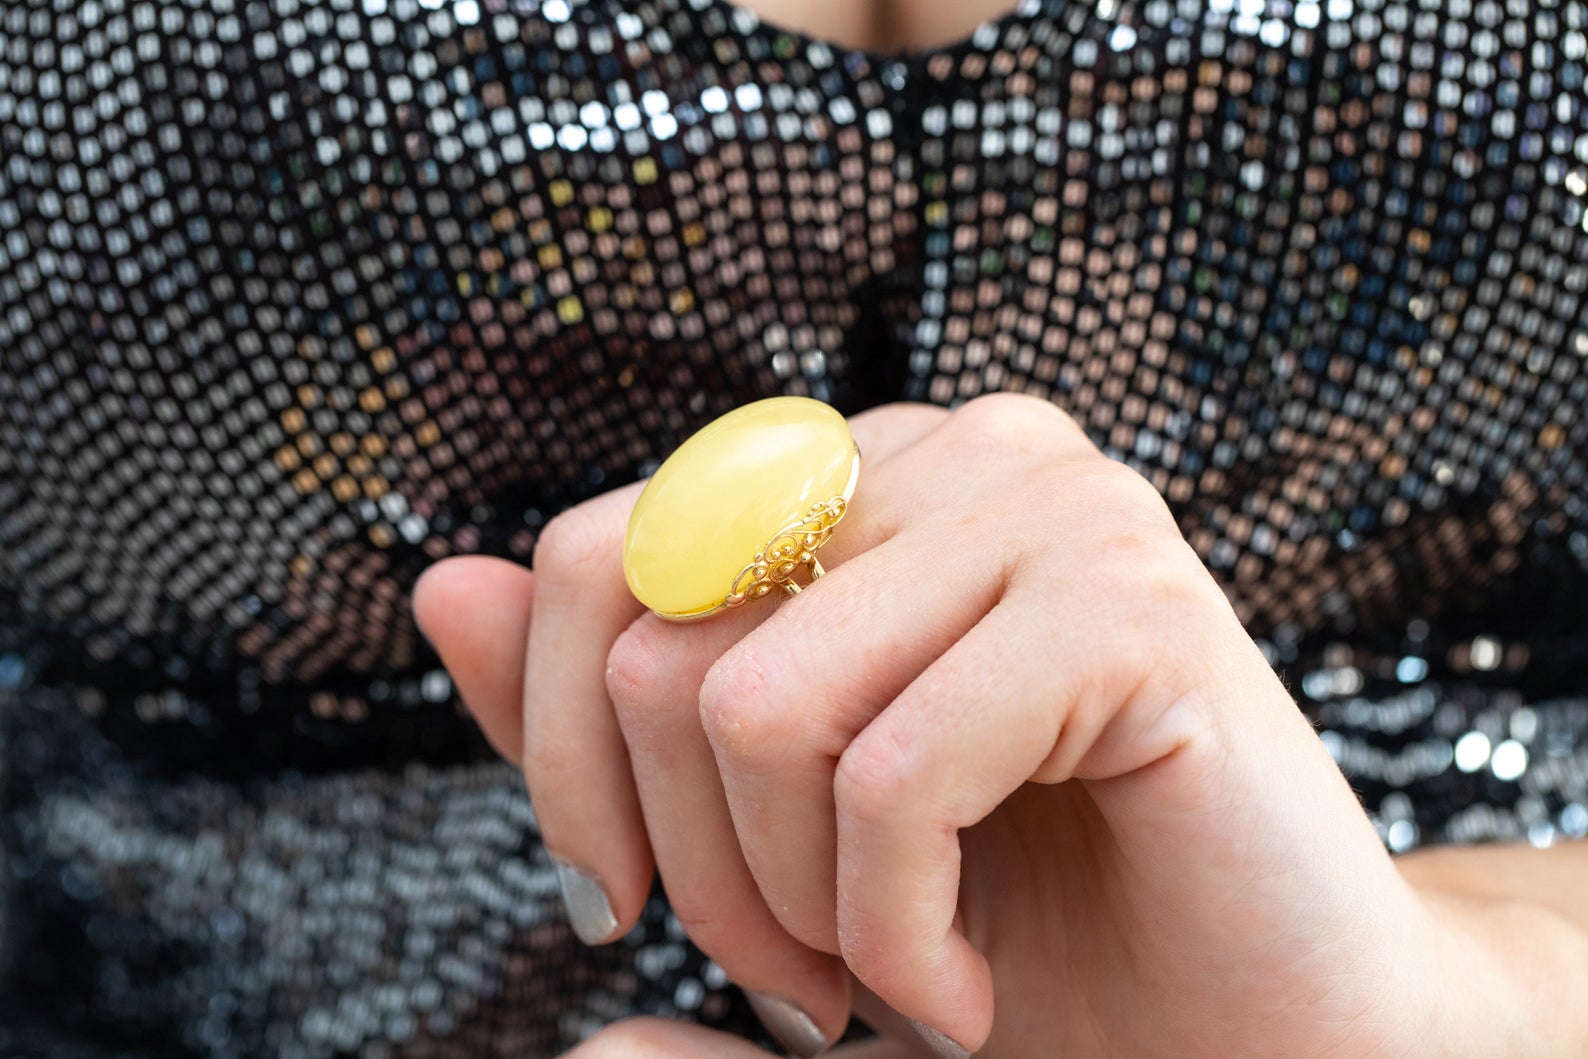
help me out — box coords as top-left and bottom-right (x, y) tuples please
(623, 396), (860, 621)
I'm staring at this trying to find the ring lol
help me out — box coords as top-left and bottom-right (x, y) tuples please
(623, 396), (860, 621)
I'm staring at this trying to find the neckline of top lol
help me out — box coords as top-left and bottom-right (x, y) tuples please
(689, 0), (1054, 63)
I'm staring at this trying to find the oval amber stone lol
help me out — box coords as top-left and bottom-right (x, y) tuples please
(623, 396), (860, 620)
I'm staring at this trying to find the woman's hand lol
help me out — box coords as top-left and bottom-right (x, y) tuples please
(415, 395), (1566, 1056)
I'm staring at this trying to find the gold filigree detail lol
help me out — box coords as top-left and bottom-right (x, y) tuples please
(724, 497), (848, 607)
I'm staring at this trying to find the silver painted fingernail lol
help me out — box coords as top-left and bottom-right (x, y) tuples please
(746, 991), (830, 1057)
(553, 859), (619, 945)
(906, 1018), (972, 1059)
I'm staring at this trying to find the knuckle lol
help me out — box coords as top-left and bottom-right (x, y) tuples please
(698, 648), (797, 763)
(1141, 547), (1222, 611)
(834, 728), (916, 826)
(1087, 457), (1175, 521)
(952, 392), (1082, 452)
(1079, 512), (1230, 645)
(851, 400), (949, 438)
(1088, 517), (1175, 578)
(1094, 533), (1218, 621)
(532, 505), (613, 582)
(1072, 463), (1184, 562)
(603, 622), (672, 736)
(604, 623), (661, 705)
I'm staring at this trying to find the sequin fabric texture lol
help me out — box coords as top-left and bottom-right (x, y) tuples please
(2, 0), (1587, 1053)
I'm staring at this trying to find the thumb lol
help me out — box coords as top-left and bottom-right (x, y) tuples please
(413, 555), (535, 763)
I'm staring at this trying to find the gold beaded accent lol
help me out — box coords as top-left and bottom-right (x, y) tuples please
(725, 498), (848, 607)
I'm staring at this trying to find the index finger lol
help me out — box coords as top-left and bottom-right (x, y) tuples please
(523, 480), (653, 943)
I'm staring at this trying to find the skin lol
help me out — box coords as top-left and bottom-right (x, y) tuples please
(414, 397), (1588, 1057)
(731, 0), (1021, 53)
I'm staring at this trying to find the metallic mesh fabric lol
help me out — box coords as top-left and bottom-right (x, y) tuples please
(2, 0), (1587, 1053)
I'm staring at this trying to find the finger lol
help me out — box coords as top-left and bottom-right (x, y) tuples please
(832, 601), (1063, 1053)
(607, 604), (852, 1055)
(560, 1018), (770, 1058)
(412, 556), (536, 762)
(563, 1017), (923, 1058)
(524, 480), (652, 945)
(699, 518), (1006, 955)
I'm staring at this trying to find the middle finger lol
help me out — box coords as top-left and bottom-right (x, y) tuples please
(607, 603), (851, 1054)
(698, 499), (1008, 957)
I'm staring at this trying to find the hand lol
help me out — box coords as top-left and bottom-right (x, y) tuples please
(416, 395), (1557, 1056)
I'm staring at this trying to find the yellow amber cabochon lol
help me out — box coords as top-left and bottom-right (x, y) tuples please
(623, 397), (860, 620)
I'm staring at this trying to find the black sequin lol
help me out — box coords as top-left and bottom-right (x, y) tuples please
(1, 0), (1586, 1053)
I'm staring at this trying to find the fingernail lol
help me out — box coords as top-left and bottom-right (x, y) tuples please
(906, 1018), (972, 1059)
(745, 991), (829, 1057)
(553, 859), (620, 945)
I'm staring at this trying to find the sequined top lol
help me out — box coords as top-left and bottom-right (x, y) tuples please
(1, 0), (1586, 1053)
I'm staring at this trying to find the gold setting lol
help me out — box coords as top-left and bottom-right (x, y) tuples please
(725, 497), (847, 608)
